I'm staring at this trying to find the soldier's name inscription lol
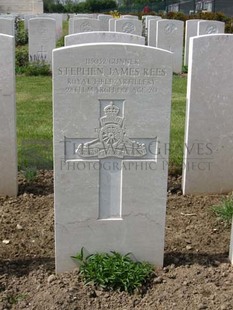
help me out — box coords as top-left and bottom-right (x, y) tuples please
(57, 58), (167, 94)
(58, 66), (167, 77)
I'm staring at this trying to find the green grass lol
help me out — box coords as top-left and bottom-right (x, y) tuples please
(63, 20), (69, 37)
(169, 75), (187, 174)
(212, 196), (233, 224)
(16, 74), (187, 173)
(16, 75), (53, 170)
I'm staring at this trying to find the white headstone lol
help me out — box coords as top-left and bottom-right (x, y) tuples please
(121, 15), (139, 20)
(197, 20), (225, 36)
(43, 13), (63, 39)
(147, 19), (158, 47)
(183, 34), (233, 194)
(0, 34), (17, 196)
(28, 18), (56, 65)
(75, 14), (96, 19)
(115, 19), (142, 36)
(65, 31), (145, 46)
(76, 14), (94, 18)
(143, 15), (161, 30)
(69, 16), (94, 34)
(154, 19), (184, 73)
(23, 14), (37, 30)
(146, 17), (162, 45)
(98, 14), (112, 31)
(53, 43), (172, 272)
(109, 18), (116, 31)
(73, 18), (101, 34)
(62, 14), (68, 22)
(53, 13), (63, 39)
(69, 17), (74, 34)
(184, 19), (202, 66)
(0, 18), (15, 36)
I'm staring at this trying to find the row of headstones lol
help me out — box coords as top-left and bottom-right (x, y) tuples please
(0, 14), (143, 66)
(68, 15), (226, 69)
(0, 13), (142, 37)
(37, 17), (225, 73)
(0, 13), (226, 74)
(31, 17), (224, 73)
(1, 31), (233, 271)
(0, 13), (64, 38)
(68, 15), (226, 74)
(69, 14), (139, 34)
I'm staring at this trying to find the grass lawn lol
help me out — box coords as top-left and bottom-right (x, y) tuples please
(16, 75), (53, 170)
(170, 75), (187, 174)
(16, 74), (187, 173)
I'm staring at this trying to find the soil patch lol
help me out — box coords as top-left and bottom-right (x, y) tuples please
(0, 171), (232, 309)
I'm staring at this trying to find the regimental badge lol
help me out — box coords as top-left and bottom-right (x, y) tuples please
(76, 102), (147, 159)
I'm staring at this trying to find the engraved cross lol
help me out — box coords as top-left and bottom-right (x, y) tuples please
(62, 100), (157, 220)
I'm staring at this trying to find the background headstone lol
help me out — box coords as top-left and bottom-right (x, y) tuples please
(115, 19), (142, 36)
(0, 17), (15, 36)
(147, 18), (158, 47)
(73, 18), (101, 34)
(28, 18), (56, 65)
(197, 20), (225, 36)
(98, 14), (112, 31)
(68, 17), (74, 34)
(65, 31), (145, 46)
(109, 18), (116, 31)
(146, 17), (163, 46)
(23, 14), (37, 30)
(155, 19), (184, 73)
(42, 13), (63, 39)
(69, 15), (94, 34)
(183, 34), (233, 194)
(184, 19), (202, 66)
(0, 34), (17, 196)
(143, 15), (161, 29)
(62, 14), (68, 22)
(121, 15), (139, 20)
(53, 43), (172, 272)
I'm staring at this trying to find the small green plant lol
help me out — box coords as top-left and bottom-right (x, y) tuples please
(16, 46), (29, 68)
(56, 36), (64, 48)
(182, 65), (188, 74)
(212, 196), (233, 224)
(110, 10), (120, 18)
(5, 293), (27, 305)
(72, 249), (154, 293)
(22, 167), (37, 182)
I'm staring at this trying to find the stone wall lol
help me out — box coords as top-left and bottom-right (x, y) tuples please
(0, 0), (43, 14)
